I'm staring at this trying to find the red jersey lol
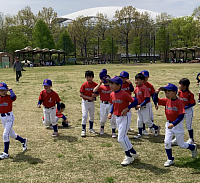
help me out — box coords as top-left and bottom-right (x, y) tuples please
(158, 98), (185, 121)
(80, 81), (98, 100)
(144, 82), (155, 96)
(98, 85), (111, 101)
(121, 82), (134, 96)
(0, 95), (16, 113)
(39, 90), (61, 108)
(134, 84), (150, 104)
(110, 90), (135, 116)
(178, 90), (195, 106)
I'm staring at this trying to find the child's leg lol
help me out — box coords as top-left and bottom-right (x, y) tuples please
(175, 133), (190, 149)
(49, 107), (57, 132)
(88, 102), (95, 130)
(82, 100), (89, 130)
(43, 107), (51, 126)
(185, 108), (194, 141)
(109, 114), (117, 133)
(137, 110), (143, 135)
(99, 103), (107, 128)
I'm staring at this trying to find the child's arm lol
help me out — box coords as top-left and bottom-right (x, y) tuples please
(108, 104), (113, 119)
(80, 93), (94, 101)
(7, 86), (16, 101)
(168, 114), (185, 129)
(93, 80), (103, 93)
(56, 102), (60, 112)
(136, 97), (150, 110)
(38, 100), (42, 108)
(126, 79), (134, 92)
(122, 97), (138, 115)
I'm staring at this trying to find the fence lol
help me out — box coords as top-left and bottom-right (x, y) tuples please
(0, 62), (10, 68)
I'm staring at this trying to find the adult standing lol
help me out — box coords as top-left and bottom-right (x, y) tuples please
(13, 57), (23, 82)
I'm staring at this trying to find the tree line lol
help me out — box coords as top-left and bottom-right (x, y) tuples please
(0, 6), (200, 62)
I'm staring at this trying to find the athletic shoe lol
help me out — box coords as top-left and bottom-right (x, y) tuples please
(164, 159), (174, 167)
(112, 133), (117, 138)
(0, 152), (9, 160)
(89, 129), (96, 134)
(128, 128), (134, 132)
(198, 100), (200, 104)
(52, 132), (58, 137)
(142, 130), (149, 136)
(62, 121), (69, 127)
(22, 138), (28, 151)
(134, 134), (142, 139)
(81, 130), (86, 137)
(191, 144), (197, 158)
(131, 153), (139, 159)
(171, 138), (178, 146)
(154, 126), (161, 137)
(99, 128), (104, 135)
(121, 156), (134, 166)
(187, 138), (194, 145)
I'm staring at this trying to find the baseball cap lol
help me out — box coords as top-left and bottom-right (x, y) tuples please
(119, 71), (129, 78)
(160, 83), (178, 93)
(15, 57), (19, 59)
(43, 79), (52, 86)
(99, 69), (107, 79)
(107, 76), (123, 86)
(0, 82), (8, 90)
(140, 70), (149, 77)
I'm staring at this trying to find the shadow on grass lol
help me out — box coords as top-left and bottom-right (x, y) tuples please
(12, 151), (44, 164)
(95, 133), (112, 138)
(53, 135), (78, 143)
(174, 156), (200, 174)
(131, 159), (171, 175)
(145, 134), (165, 143)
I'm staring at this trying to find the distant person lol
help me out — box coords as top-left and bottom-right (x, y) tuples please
(13, 57), (23, 83)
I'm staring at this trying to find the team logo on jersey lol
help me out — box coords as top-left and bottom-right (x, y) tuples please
(0, 102), (8, 107)
(85, 88), (94, 91)
(102, 90), (111, 94)
(112, 99), (123, 104)
(136, 91), (142, 95)
(179, 97), (188, 102)
(148, 88), (151, 91)
(48, 98), (52, 102)
(166, 106), (178, 111)
(122, 87), (130, 91)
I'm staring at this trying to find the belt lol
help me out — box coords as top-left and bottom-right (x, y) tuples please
(84, 100), (93, 102)
(101, 101), (109, 104)
(1, 113), (10, 117)
(44, 107), (55, 109)
(168, 120), (173, 123)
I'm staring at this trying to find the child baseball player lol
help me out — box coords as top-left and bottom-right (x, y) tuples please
(119, 71), (134, 132)
(134, 73), (160, 139)
(153, 83), (197, 167)
(171, 78), (196, 145)
(80, 70), (98, 137)
(38, 79), (61, 137)
(0, 82), (27, 159)
(107, 76), (139, 166)
(93, 69), (117, 138)
(42, 103), (69, 128)
(196, 72), (200, 104)
(140, 70), (157, 135)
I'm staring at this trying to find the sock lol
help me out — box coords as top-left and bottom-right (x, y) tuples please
(151, 124), (158, 130)
(4, 141), (10, 154)
(112, 128), (116, 133)
(101, 126), (104, 129)
(89, 121), (93, 129)
(165, 149), (174, 160)
(16, 135), (25, 143)
(143, 123), (146, 130)
(82, 124), (86, 130)
(125, 151), (132, 157)
(187, 144), (195, 151)
(129, 147), (137, 154)
(138, 128), (143, 135)
(53, 125), (58, 132)
(188, 129), (194, 139)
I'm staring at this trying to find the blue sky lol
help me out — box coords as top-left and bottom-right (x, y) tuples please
(0, 0), (199, 17)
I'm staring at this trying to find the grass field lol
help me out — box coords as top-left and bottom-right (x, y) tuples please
(0, 63), (200, 183)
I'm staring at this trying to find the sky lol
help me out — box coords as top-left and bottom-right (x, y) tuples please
(0, 0), (199, 18)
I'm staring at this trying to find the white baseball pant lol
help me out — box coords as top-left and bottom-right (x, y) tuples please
(0, 112), (17, 142)
(184, 107), (193, 130)
(164, 120), (189, 149)
(149, 102), (154, 122)
(43, 106), (57, 126)
(82, 99), (95, 125)
(99, 102), (116, 129)
(137, 102), (153, 128)
(116, 115), (132, 151)
(127, 110), (132, 126)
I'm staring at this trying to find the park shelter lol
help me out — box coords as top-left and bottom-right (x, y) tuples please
(14, 46), (65, 65)
(0, 52), (13, 68)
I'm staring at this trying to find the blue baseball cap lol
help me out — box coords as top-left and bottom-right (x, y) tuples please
(0, 82), (8, 90)
(99, 69), (107, 80)
(43, 79), (52, 86)
(119, 71), (129, 78)
(107, 76), (123, 87)
(141, 70), (149, 77)
(101, 69), (107, 74)
(160, 83), (178, 93)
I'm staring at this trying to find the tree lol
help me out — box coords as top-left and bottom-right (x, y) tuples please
(56, 30), (74, 57)
(0, 13), (7, 52)
(102, 36), (118, 55)
(32, 19), (55, 49)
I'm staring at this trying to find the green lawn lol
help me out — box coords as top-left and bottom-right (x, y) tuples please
(0, 63), (200, 183)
